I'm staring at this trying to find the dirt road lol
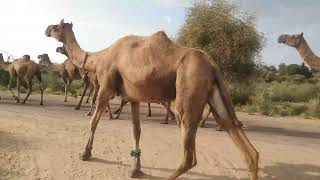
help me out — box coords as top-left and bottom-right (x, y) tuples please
(0, 91), (320, 180)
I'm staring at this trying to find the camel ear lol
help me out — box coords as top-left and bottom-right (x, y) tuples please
(300, 32), (304, 37)
(71, 22), (73, 28)
(60, 19), (65, 28)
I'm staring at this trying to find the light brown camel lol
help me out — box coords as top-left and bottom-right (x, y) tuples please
(0, 53), (43, 105)
(278, 32), (320, 70)
(56, 46), (113, 119)
(55, 46), (94, 108)
(37, 53), (82, 102)
(45, 20), (259, 180)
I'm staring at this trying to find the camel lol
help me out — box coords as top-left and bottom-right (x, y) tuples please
(0, 53), (43, 105)
(37, 53), (82, 103)
(45, 19), (259, 180)
(56, 46), (113, 118)
(55, 45), (94, 107)
(278, 32), (320, 70)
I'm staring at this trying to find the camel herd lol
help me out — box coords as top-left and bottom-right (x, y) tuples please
(0, 19), (259, 180)
(0, 17), (320, 180)
(3, 20), (314, 180)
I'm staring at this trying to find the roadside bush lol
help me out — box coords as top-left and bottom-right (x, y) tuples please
(229, 82), (255, 105)
(269, 82), (320, 102)
(305, 98), (320, 119)
(251, 84), (275, 116)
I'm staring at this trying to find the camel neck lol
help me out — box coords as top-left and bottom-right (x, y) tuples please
(63, 27), (95, 72)
(296, 38), (320, 70)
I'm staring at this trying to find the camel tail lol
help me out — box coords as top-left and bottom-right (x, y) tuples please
(209, 58), (243, 127)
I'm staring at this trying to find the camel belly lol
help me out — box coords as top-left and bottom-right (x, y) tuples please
(121, 74), (176, 103)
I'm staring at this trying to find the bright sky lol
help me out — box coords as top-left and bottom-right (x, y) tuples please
(0, 0), (319, 67)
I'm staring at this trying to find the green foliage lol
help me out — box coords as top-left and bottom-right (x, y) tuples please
(305, 99), (320, 119)
(177, 0), (263, 81)
(228, 82), (255, 105)
(251, 84), (274, 116)
(268, 82), (320, 102)
(0, 69), (10, 86)
(278, 63), (312, 78)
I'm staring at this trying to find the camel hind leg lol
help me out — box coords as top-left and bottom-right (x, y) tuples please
(22, 79), (32, 104)
(168, 63), (208, 179)
(8, 75), (18, 101)
(85, 86), (94, 103)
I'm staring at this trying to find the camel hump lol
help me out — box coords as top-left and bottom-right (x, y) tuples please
(152, 31), (171, 41)
(22, 55), (30, 61)
(149, 31), (173, 48)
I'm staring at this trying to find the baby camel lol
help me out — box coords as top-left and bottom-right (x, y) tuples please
(0, 53), (43, 105)
(46, 20), (259, 180)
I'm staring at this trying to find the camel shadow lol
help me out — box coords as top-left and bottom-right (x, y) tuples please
(88, 157), (320, 180)
(88, 157), (235, 180)
(246, 125), (320, 139)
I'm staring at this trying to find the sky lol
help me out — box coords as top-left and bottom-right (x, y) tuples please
(0, 0), (319, 67)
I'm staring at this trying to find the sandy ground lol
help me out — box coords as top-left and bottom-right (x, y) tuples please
(0, 91), (320, 180)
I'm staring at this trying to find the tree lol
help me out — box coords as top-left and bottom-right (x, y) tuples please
(177, 0), (264, 81)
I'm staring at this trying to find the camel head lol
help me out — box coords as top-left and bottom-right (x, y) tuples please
(45, 19), (73, 42)
(37, 54), (51, 65)
(56, 46), (69, 57)
(278, 32), (304, 47)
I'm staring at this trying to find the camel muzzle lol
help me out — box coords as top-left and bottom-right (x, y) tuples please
(45, 26), (53, 37)
(277, 35), (286, 43)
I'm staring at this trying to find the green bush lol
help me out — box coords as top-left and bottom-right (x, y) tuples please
(229, 82), (255, 105)
(305, 98), (320, 119)
(267, 82), (320, 102)
(251, 84), (275, 116)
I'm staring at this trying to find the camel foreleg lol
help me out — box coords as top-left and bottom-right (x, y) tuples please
(130, 102), (143, 178)
(80, 89), (111, 160)
(74, 78), (90, 110)
(146, 103), (151, 117)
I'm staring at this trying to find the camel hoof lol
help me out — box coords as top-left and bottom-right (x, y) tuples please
(216, 126), (224, 131)
(40, 103), (44, 106)
(200, 124), (205, 128)
(146, 114), (152, 117)
(79, 151), (92, 161)
(64, 100), (67, 102)
(160, 121), (168, 124)
(21, 101), (26, 104)
(130, 169), (143, 178)
(74, 106), (80, 110)
(86, 112), (92, 116)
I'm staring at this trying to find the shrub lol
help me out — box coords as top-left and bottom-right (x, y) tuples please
(268, 82), (320, 102)
(305, 98), (320, 119)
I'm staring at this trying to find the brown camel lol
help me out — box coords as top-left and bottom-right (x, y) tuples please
(278, 32), (320, 70)
(55, 45), (94, 107)
(45, 20), (259, 180)
(0, 53), (43, 105)
(37, 53), (82, 102)
(56, 46), (113, 119)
